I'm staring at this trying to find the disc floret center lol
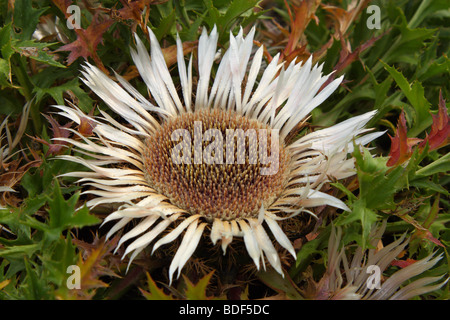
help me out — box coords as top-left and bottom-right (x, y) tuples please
(142, 109), (290, 221)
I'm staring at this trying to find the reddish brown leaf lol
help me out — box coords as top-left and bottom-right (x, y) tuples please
(281, 0), (321, 63)
(51, 0), (72, 13)
(0, 158), (41, 207)
(320, 31), (386, 91)
(30, 114), (72, 156)
(414, 229), (445, 248)
(420, 90), (450, 151)
(55, 12), (112, 72)
(396, 209), (445, 248)
(78, 107), (96, 137)
(112, 0), (168, 24)
(387, 111), (422, 167)
(322, 0), (370, 37)
(63, 235), (121, 299)
(391, 258), (418, 268)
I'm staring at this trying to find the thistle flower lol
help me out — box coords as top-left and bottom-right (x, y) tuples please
(306, 221), (447, 300)
(55, 26), (383, 283)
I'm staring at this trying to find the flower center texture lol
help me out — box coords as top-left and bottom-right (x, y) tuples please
(142, 108), (291, 221)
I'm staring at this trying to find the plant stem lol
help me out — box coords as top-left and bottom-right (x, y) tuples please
(11, 54), (41, 133)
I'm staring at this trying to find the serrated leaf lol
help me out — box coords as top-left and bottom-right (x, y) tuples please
(387, 111), (423, 167)
(182, 271), (215, 300)
(13, 40), (65, 68)
(64, 236), (120, 299)
(0, 243), (40, 259)
(34, 77), (82, 105)
(382, 62), (432, 137)
(0, 23), (65, 89)
(22, 181), (99, 243)
(385, 5), (437, 66)
(46, 181), (100, 233)
(337, 199), (379, 247)
(419, 91), (450, 151)
(41, 233), (77, 287)
(354, 147), (404, 210)
(140, 272), (174, 300)
(23, 257), (50, 299)
(55, 12), (112, 68)
(13, 0), (48, 40)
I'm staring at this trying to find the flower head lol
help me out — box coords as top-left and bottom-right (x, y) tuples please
(56, 26), (383, 283)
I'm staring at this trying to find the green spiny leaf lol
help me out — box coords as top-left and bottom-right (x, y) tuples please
(140, 272), (174, 300)
(382, 62), (432, 137)
(12, 0), (48, 40)
(183, 271), (215, 300)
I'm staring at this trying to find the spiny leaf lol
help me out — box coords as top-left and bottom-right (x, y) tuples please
(354, 147), (404, 210)
(322, 0), (370, 37)
(140, 272), (174, 300)
(0, 23), (65, 88)
(182, 271), (215, 300)
(419, 91), (450, 151)
(203, 0), (261, 42)
(12, 0), (49, 40)
(383, 5), (437, 66)
(281, 0), (320, 63)
(55, 12), (112, 71)
(23, 257), (50, 299)
(23, 181), (100, 243)
(41, 233), (77, 287)
(66, 236), (120, 299)
(47, 181), (100, 232)
(387, 111), (423, 167)
(30, 114), (72, 157)
(337, 199), (379, 248)
(383, 62), (432, 137)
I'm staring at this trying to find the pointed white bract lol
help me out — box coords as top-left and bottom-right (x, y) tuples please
(317, 222), (447, 300)
(56, 26), (382, 282)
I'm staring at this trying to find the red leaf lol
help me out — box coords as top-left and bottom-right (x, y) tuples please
(281, 0), (321, 63)
(387, 111), (422, 167)
(78, 107), (96, 137)
(415, 228), (445, 248)
(420, 90), (450, 151)
(319, 31), (386, 91)
(114, 0), (168, 22)
(31, 114), (72, 156)
(391, 258), (417, 268)
(322, 0), (371, 37)
(55, 12), (112, 71)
